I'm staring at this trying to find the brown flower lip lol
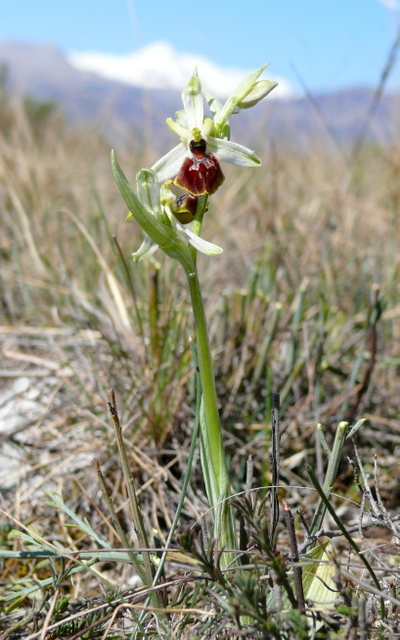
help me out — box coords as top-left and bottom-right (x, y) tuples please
(174, 139), (225, 196)
(171, 194), (199, 224)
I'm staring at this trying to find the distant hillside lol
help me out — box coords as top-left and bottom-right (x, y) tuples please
(0, 40), (398, 151)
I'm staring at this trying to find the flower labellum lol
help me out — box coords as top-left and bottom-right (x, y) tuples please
(174, 139), (225, 196)
(171, 193), (200, 224)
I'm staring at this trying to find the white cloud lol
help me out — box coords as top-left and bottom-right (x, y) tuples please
(374, 0), (399, 9)
(67, 41), (293, 99)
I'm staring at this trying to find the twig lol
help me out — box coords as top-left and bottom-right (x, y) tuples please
(359, 597), (367, 640)
(298, 514), (400, 554)
(39, 590), (59, 640)
(94, 459), (147, 584)
(270, 393), (280, 547)
(245, 455), (254, 495)
(106, 390), (154, 590)
(283, 499), (305, 612)
(344, 287), (380, 422)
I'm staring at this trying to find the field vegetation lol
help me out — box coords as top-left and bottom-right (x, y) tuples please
(0, 77), (399, 639)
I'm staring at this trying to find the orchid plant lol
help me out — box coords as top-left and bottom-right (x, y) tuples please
(112, 65), (277, 568)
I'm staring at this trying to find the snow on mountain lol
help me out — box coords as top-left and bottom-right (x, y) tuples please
(67, 41), (292, 99)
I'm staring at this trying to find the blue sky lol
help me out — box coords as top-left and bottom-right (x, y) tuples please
(2, 0), (400, 93)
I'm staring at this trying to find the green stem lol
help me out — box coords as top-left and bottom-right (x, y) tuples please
(189, 194), (208, 266)
(184, 265), (236, 566)
(187, 269), (225, 482)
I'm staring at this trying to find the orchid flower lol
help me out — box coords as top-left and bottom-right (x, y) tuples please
(111, 155), (223, 267)
(151, 65), (278, 194)
(111, 65), (278, 569)
(111, 66), (278, 265)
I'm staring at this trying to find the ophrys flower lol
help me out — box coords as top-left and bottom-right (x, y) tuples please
(111, 155), (223, 265)
(151, 66), (277, 194)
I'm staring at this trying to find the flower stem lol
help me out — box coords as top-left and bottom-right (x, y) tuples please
(184, 264), (236, 567)
(189, 194), (208, 265)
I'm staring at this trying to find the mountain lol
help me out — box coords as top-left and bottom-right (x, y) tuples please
(0, 41), (163, 121)
(0, 40), (398, 150)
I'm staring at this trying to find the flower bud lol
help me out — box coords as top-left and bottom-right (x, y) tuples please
(238, 80), (278, 109)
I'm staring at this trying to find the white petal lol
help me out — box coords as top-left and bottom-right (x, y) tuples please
(202, 89), (223, 119)
(201, 117), (214, 139)
(176, 222), (223, 256)
(175, 110), (188, 128)
(207, 137), (261, 167)
(182, 71), (204, 132)
(166, 117), (190, 141)
(151, 143), (188, 183)
(132, 235), (159, 262)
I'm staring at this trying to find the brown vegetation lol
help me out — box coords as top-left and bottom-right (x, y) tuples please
(0, 87), (399, 638)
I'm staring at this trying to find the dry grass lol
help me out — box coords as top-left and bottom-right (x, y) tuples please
(0, 89), (399, 638)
